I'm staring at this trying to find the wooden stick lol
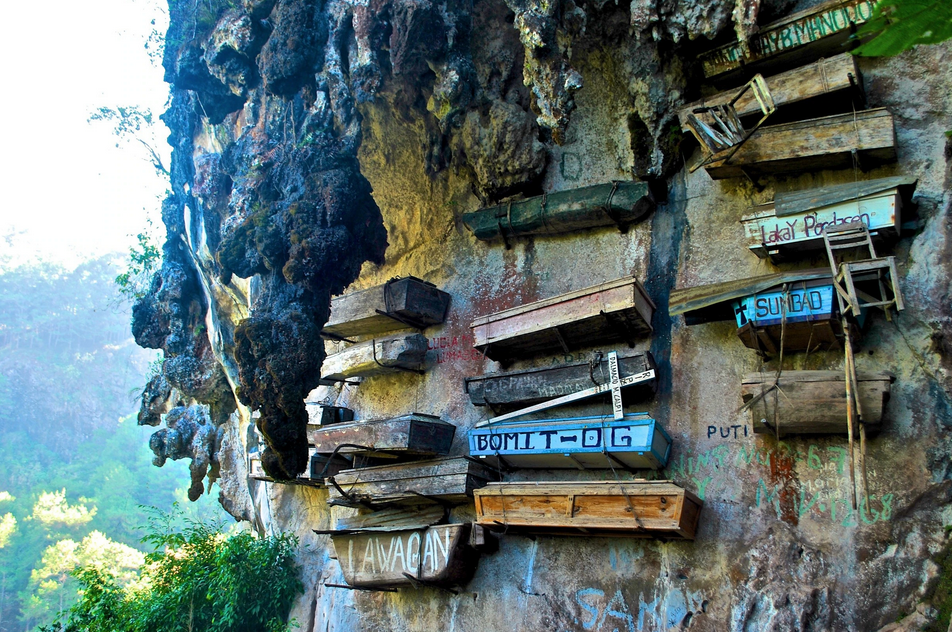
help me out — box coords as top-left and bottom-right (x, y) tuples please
(844, 328), (871, 510)
(842, 318), (857, 510)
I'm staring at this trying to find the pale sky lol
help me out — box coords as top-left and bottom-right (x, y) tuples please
(0, 0), (171, 270)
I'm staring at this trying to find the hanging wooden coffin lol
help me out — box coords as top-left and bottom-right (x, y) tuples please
(471, 277), (655, 363)
(326, 457), (496, 506)
(307, 405), (355, 426)
(320, 333), (428, 383)
(741, 370), (893, 437)
(468, 414), (671, 470)
(323, 277), (451, 339)
(703, 109), (896, 180)
(461, 181), (657, 243)
(667, 269), (878, 353)
(330, 523), (481, 589)
(308, 414), (455, 458)
(248, 448), (351, 485)
(474, 481), (702, 539)
(464, 351), (657, 410)
(698, 0), (877, 82)
(679, 53), (859, 135)
(732, 280), (847, 352)
(742, 177), (913, 261)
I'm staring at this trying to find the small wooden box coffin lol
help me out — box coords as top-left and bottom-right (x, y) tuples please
(248, 448), (351, 484)
(741, 177), (912, 261)
(461, 181), (657, 242)
(327, 457), (496, 506)
(323, 277), (451, 338)
(679, 53), (858, 135)
(464, 351), (656, 410)
(468, 414), (671, 470)
(471, 277), (655, 363)
(741, 370), (893, 437)
(703, 109), (896, 180)
(474, 481), (702, 539)
(699, 0), (877, 82)
(331, 523), (480, 589)
(308, 414), (455, 458)
(308, 405), (355, 426)
(320, 333), (428, 383)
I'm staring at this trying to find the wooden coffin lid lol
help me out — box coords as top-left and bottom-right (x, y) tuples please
(471, 276), (655, 328)
(742, 370), (895, 385)
(475, 479), (696, 498)
(330, 456), (497, 485)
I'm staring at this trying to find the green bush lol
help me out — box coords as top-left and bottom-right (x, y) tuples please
(43, 515), (302, 632)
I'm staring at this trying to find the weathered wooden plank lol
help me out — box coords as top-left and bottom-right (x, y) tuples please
(321, 333), (428, 382)
(474, 481), (702, 539)
(464, 351), (657, 409)
(699, 0), (877, 80)
(742, 185), (904, 261)
(323, 277), (451, 338)
(462, 181), (658, 242)
(327, 457), (496, 506)
(468, 414), (672, 470)
(742, 370), (893, 437)
(773, 176), (915, 216)
(331, 523), (481, 589)
(680, 53), (858, 134)
(704, 109), (896, 179)
(335, 505), (447, 532)
(309, 414), (455, 458)
(471, 277), (655, 363)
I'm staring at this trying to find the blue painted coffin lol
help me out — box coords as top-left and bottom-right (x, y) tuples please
(468, 413), (671, 470)
(732, 284), (835, 328)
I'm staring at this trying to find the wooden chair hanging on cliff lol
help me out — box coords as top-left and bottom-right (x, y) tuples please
(685, 74), (776, 172)
(822, 220), (904, 321)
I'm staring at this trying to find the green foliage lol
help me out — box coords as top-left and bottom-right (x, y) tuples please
(30, 491), (96, 529)
(852, 0), (952, 56)
(45, 516), (302, 632)
(0, 256), (230, 628)
(115, 228), (162, 302)
(22, 531), (144, 627)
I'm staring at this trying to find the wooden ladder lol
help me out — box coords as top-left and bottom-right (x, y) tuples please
(822, 220), (903, 509)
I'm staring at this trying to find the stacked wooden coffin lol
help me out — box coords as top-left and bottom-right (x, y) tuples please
(300, 408), (501, 591)
(681, 0), (897, 180)
(306, 0), (921, 593)
(462, 277), (700, 539)
(319, 276), (450, 383)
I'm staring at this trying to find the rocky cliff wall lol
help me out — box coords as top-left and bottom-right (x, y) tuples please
(135, 0), (952, 629)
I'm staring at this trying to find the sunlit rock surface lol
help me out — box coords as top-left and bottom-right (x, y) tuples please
(135, 0), (952, 628)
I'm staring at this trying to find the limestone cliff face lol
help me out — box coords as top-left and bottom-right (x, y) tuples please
(135, 0), (952, 628)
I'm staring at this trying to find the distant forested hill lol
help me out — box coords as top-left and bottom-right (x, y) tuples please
(0, 256), (225, 631)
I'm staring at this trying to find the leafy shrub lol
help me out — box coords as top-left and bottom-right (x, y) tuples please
(43, 515), (302, 632)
